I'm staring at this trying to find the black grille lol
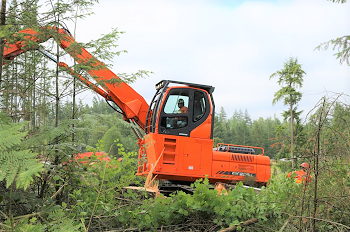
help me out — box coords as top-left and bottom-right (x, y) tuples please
(218, 146), (255, 154)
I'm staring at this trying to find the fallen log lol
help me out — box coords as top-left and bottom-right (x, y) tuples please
(121, 186), (158, 198)
(219, 214), (271, 232)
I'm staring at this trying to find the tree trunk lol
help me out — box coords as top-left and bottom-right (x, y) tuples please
(290, 97), (294, 169)
(54, 32), (59, 165)
(72, 74), (76, 141)
(54, 7), (61, 203)
(72, 5), (78, 144)
(32, 52), (36, 129)
(313, 98), (324, 232)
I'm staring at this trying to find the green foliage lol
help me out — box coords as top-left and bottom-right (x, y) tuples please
(270, 57), (305, 167)
(0, 115), (42, 189)
(270, 57), (305, 107)
(101, 127), (122, 155)
(101, 126), (138, 155)
(0, 96), (349, 231)
(2, 204), (84, 231)
(214, 109), (279, 158)
(316, 35), (350, 65)
(61, 142), (141, 230)
(261, 96), (350, 231)
(116, 179), (274, 231)
(76, 100), (140, 153)
(328, 0), (348, 3)
(315, 1), (349, 65)
(213, 109), (228, 146)
(0, 25), (12, 38)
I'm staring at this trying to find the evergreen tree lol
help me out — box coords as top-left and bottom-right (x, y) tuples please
(250, 118), (265, 148)
(218, 106), (227, 122)
(244, 109), (252, 126)
(213, 110), (226, 146)
(270, 57), (305, 168)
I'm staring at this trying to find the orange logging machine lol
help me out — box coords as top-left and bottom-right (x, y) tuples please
(4, 26), (271, 189)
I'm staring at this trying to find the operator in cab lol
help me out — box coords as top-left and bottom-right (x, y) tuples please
(171, 99), (188, 128)
(177, 98), (188, 113)
(288, 162), (311, 185)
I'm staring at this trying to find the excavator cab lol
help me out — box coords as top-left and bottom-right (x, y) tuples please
(145, 80), (215, 139)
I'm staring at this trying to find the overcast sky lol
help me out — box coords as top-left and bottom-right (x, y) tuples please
(63, 0), (349, 121)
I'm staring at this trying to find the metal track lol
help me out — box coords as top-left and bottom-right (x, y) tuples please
(159, 180), (262, 196)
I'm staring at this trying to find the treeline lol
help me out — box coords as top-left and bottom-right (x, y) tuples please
(214, 107), (280, 158)
(77, 98), (350, 164)
(73, 97), (140, 155)
(213, 101), (350, 161)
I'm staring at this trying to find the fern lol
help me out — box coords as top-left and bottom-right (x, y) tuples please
(0, 115), (43, 189)
(0, 123), (27, 152)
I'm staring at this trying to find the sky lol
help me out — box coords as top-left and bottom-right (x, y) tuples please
(62, 0), (349, 121)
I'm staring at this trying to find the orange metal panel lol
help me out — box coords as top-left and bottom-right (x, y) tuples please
(190, 116), (212, 139)
(212, 151), (230, 162)
(254, 156), (271, 182)
(183, 142), (201, 171)
(232, 163), (256, 176)
(212, 161), (230, 178)
(256, 165), (267, 182)
(139, 132), (214, 182)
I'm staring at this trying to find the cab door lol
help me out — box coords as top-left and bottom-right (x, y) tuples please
(158, 88), (213, 177)
(158, 88), (211, 138)
(182, 90), (213, 175)
(158, 88), (191, 137)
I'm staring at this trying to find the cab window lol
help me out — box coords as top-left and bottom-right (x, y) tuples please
(193, 91), (206, 122)
(163, 92), (189, 114)
(161, 90), (189, 129)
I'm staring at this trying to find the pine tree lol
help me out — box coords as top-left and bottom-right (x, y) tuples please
(270, 57), (305, 167)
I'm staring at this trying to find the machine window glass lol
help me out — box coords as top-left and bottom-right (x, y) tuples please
(163, 90), (189, 114)
(193, 91), (206, 122)
(161, 116), (188, 129)
(160, 90), (189, 130)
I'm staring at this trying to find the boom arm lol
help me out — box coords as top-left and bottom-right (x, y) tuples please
(3, 27), (149, 130)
